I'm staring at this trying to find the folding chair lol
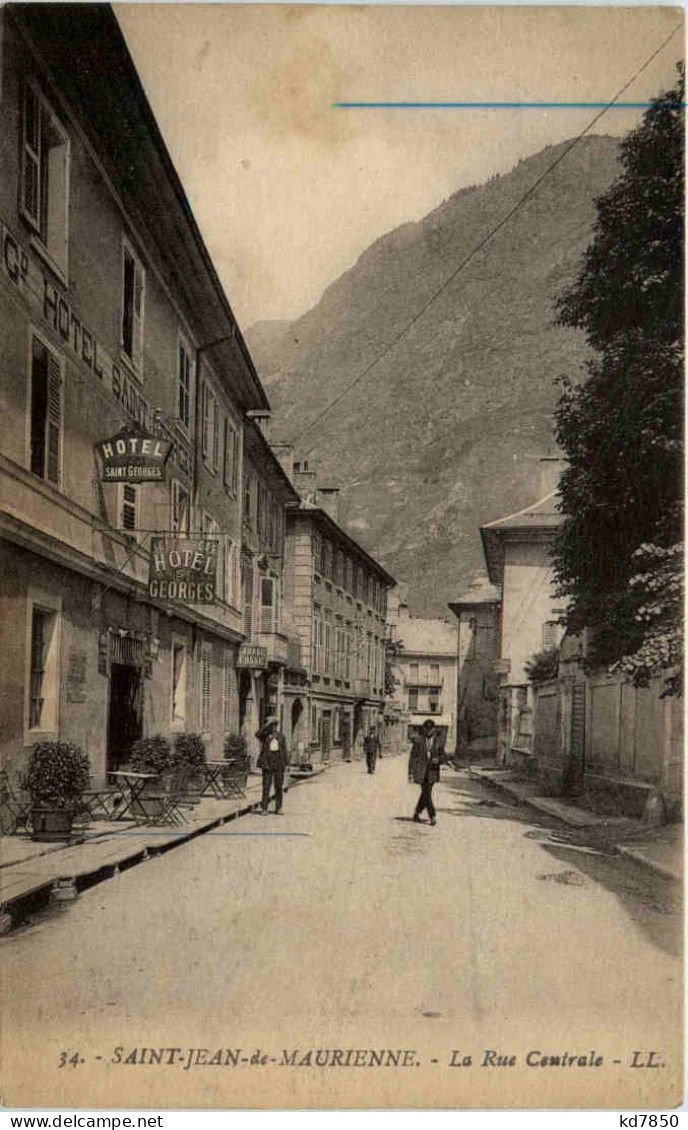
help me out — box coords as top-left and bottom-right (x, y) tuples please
(136, 771), (188, 827)
(0, 769), (32, 836)
(221, 760), (249, 800)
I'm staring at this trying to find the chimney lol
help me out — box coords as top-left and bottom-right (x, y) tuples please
(246, 409), (271, 439)
(271, 442), (294, 482)
(318, 486), (341, 523)
(293, 459), (318, 503)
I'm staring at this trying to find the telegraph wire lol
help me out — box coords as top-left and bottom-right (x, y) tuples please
(290, 22), (682, 454)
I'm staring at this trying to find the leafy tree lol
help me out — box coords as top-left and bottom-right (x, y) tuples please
(553, 65), (684, 691)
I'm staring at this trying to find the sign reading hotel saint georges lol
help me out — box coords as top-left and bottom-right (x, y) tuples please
(149, 538), (218, 604)
(237, 645), (268, 669)
(96, 425), (173, 482)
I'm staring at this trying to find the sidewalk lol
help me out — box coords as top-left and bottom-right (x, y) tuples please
(0, 764), (330, 932)
(469, 764), (683, 882)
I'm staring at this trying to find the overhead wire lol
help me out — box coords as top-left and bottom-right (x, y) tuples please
(290, 22), (682, 455)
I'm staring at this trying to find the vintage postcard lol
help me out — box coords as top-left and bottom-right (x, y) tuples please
(0, 1), (684, 1111)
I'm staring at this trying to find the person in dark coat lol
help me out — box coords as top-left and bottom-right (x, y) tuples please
(363, 727), (381, 774)
(408, 718), (446, 826)
(256, 717), (289, 815)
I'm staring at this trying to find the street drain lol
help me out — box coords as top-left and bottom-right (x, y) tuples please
(422, 1011), (442, 1018)
(537, 870), (586, 887)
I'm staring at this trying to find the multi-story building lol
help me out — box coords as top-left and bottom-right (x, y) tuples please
(279, 457), (395, 763)
(387, 590), (458, 751)
(237, 416), (301, 763)
(0, 5), (271, 783)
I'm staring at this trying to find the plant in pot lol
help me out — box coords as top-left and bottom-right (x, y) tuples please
(129, 734), (172, 782)
(224, 733), (249, 769)
(22, 741), (91, 842)
(172, 732), (207, 798)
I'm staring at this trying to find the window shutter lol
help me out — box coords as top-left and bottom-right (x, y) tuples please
(212, 401), (219, 470)
(201, 648), (212, 732)
(122, 485), (137, 531)
(46, 350), (62, 484)
(243, 560), (254, 640)
(202, 385), (210, 459)
(224, 421), (235, 489)
(132, 262), (145, 371)
(259, 576), (274, 633)
(22, 86), (41, 229)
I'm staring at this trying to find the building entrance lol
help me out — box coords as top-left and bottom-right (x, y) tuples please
(107, 662), (143, 774)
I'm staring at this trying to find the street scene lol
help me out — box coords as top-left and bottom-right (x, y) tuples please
(0, 1), (683, 1112)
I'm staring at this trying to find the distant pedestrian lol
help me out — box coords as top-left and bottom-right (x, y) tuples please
(256, 717), (289, 815)
(364, 727), (381, 774)
(408, 718), (446, 826)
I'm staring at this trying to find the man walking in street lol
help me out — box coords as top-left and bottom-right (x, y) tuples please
(363, 726), (381, 774)
(256, 717), (289, 815)
(408, 718), (446, 826)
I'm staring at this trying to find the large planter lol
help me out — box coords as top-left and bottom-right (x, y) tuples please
(31, 807), (75, 842)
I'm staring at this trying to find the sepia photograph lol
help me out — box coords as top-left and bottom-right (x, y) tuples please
(0, 1), (684, 1112)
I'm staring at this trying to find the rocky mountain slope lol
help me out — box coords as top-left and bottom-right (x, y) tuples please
(246, 136), (620, 615)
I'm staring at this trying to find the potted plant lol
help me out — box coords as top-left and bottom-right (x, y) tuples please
(22, 741), (91, 842)
(223, 733), (248, 767)
(172, 732), (207, 797)
(129, 734), (172, 787)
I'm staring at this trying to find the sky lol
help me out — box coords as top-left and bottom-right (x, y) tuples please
(115, 4), (683, 329)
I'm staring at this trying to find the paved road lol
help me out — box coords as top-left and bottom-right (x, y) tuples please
(2, 755), (682, 1108)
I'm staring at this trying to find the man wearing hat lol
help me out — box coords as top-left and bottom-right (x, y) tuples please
(408, 718), (446, 826)
(255, 716), (289, 815)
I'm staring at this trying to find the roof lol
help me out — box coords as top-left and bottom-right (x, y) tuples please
(287, 505), (396, 587)
(243, 422), (301, 505)
(448, 575), (501, 612)
(10, 4), (269, 413)
(397, 615), (457, 655)
(480, 490), (564, 586)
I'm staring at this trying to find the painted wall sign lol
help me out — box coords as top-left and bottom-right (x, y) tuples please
(237, 645), (268, 669)
(0, 218), (191, 480)
(96, 425), (172, 482)
(149, 537), (218, 604)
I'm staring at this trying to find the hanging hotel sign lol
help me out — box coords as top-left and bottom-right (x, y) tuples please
(148, 537), (218, 604)
(96, 425), (172, 482)
(237, 645), (268, 669)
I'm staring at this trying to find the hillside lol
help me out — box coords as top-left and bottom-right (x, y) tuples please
(245, 136), (620, 616)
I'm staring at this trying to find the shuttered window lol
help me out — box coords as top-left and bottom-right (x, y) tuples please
(223, 419), (238, 492)
(178, 340), (193, 428)
(30, 336), (62, 486)
(122, 240), (145, 374)
(22, 83), (69, 274)
(223, 648), (238, 731)
(171, 480), (190, 533)
(202, 382), (219, 470)
(260, 575), (276, 633)
(242, 556), (254, 640)
(200, 645), (212, 733)
(120, 484), (137, 532)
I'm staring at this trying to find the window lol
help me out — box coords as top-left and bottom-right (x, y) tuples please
(21, 83), (69, 275)
(29, 335), (62, 486)
(324, 619), (332, 675)
(225, 538), (237, 606)
(257, 484), (268, 540)
(342, 555), (350, 593)
(26, 598), (60, 734)
(200, 644), (212, 733)
(428, 687), (441, 714)
(312, 610), (322, 674)
(223, 419), (238, 493)
(201, 382), (219, 471)
(242, 555), (254, 641)
(344, 629), (352, 681)
(122, 239), (145, 373)
(430, 663), (440, 684)
(244, 475), (254, 526)
(119, 484), (137, 533)
(260, 575), (277, 633)
(178, 340), (193, 428)
(171, 641), (187, 726)
(409, 663), (419, 682)
(170, 480), (190, 533)
(223, 648), (237, 731)
(408, 687), (419, 712)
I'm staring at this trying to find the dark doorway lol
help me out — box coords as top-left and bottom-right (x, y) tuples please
(238, 669), (252, 733)
(107, 663), (143, 774)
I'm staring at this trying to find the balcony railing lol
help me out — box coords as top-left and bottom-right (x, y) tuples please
(257, 629), (289, 665)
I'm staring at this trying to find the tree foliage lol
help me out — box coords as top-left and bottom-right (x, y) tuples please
(553, 65), (684, 690)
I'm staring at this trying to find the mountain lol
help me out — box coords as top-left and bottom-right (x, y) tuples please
(245, 136), (621, 616)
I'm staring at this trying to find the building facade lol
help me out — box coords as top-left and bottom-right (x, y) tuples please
(280, 460), (395, 764)
(387, 591), (458, 752)
(0, 6), (271, 784)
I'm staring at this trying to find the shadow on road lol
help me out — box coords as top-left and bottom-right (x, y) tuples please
(439, 770), (682, 959)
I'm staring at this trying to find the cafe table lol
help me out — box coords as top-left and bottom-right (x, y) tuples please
(109, 771), (159, 822)
(201, 761), (233, 800)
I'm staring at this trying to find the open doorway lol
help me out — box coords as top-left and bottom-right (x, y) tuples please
(107, 662), (143, 774)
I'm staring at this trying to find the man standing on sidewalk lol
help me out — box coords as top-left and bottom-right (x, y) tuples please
(256, 717), (289, 815)
(408, 718), (446, 826)
(364, 726), (381, 774)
